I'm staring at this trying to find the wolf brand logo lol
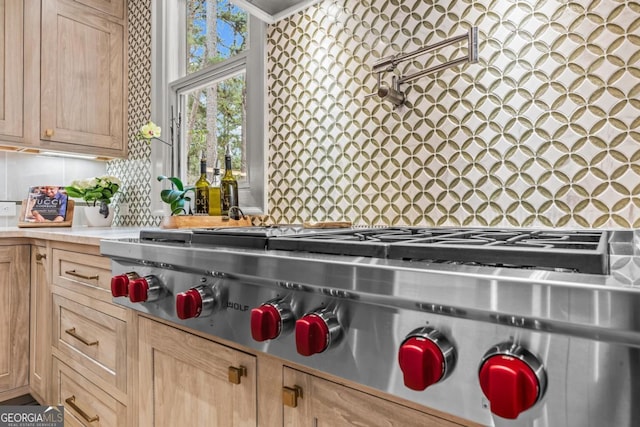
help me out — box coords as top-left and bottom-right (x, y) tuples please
(0, 405), (64, 427)
(227, 301), (249, 311)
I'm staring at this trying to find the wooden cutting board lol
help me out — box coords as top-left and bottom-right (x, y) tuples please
(161, 215), (253, 229)
(302, 221), (353, 229)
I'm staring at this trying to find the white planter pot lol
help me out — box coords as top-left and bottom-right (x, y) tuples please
(84, 204), (114, 227)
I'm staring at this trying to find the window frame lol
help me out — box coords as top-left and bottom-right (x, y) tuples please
(150, 0), (266, 215)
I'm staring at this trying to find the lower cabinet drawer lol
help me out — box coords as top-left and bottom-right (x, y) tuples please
(52, 249), (112, 302)
(52, 294), (127, 394)
(52, 357), (126, 427)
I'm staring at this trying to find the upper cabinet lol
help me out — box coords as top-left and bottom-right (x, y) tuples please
(231, 0), (324, 24)
(40, 0), (127, 157)
(0, 0), (24, 139)
(0, 0), (127, 158)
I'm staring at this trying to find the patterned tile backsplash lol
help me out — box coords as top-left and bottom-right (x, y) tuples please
(265, 0), (640, 228)
(114, 0), (640, 228)
(106, 0), (159, 227)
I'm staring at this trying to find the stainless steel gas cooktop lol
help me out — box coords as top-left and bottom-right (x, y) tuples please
(102, 226), (640, 427)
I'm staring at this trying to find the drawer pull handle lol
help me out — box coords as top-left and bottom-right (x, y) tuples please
(65, 328), (99, 346)
(65, 395), (99, 423)
(228, 365), (247, 384)
(36, 253), (46, 261)
(65, 270), (99, 280)
(283, 385), (303, 408)
(44, 129), (54, 137)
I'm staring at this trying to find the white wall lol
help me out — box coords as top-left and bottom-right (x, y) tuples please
(0, 151), (107, 227)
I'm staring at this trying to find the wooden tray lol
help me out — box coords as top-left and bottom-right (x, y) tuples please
(18, 200), (75, 228)
(161, 215), (253, 229)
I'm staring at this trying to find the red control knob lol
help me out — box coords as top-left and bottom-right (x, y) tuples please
(251, 304), (282, 341)
(478, 344), (546, 419)
(176, 289), (203, 319)
(110, 274), (130, 297)
(398, 337), (445, 390)
(128, 278), (149, 303)
(296, 314), (329, 356)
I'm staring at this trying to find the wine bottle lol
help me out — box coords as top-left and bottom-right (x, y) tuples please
(208, 158), (221, 216)
(194, 151), (210, 215)
(220, 145), (239, 219)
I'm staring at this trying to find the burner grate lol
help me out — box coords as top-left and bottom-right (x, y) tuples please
(139, 227), (609, 275)
(269, 228), (609, 274)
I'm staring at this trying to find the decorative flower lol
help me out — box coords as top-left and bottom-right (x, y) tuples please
(138, 121), (171, 147)
(65, 175), (122, 206)
(139, 121), (162, 140)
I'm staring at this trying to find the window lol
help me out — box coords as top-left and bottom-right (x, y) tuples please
(151, 0), (266, 215)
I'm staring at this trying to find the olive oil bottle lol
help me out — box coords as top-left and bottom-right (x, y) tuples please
(220, 145), (239, 219)
(194, 151), (210, 215)
(208, 158), (221, 216)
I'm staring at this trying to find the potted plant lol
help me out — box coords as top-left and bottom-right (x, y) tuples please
(157, 176), (194, 215)
(65, 175), (121, 226)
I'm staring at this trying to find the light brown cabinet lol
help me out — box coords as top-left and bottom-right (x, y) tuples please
(0, 244), (30, 401)
(0, 0), (24, 140)
(283, 367), (465, 427)
(49, 243), (130, 424)
(52, 357), (127, 427)
(29, 245), (50, 403)
(138, 317), (257, 427)
(40, 0), (127, 157)
(0, 0), (127, 158)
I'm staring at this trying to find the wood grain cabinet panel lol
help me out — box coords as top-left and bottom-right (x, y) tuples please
(0, 245), (29, 400)
(0, 0), (23, 138)
(41, 0), (126, 157)
(52, 248), (113, 303)
(52, 294), (127, 394)
(29, 245), (50, 403)
(52, 357), (126, 427)
(138, 317), (257, 427)
(283, 367), (466, 427)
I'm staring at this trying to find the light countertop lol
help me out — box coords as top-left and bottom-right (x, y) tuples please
(0, 226), (147, 246)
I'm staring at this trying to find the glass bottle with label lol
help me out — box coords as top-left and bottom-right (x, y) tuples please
(208, 158), (221, 216)
(220, 145), (239, 218)
(194, 151), (210, 215)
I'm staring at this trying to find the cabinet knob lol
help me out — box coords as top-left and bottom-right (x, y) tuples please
(35, 253), (46, 261)
(44, 129), (54, 137)
(282, 385), (303, 408)
(228, 365), (247, 385)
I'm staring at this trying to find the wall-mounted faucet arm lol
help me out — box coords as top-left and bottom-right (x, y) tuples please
(369, 27), (479, 108)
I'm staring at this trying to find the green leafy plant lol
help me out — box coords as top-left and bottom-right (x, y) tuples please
(65, 175), (121, 206)
(157, 176), (194, 215)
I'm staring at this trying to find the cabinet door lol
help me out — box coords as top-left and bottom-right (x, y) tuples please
(138, 318), (257, 427)
(41, 0), (125, 156)
(0, 245), (29, 395)
(283, 367), (465, 427)
(29, 245), (50, 403)
(0, 0), (23, 138)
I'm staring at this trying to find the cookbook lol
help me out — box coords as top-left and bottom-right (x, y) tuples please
(23, 186), (69, 223)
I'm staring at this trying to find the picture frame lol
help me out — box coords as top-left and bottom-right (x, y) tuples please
(17, 186), (75, 228)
